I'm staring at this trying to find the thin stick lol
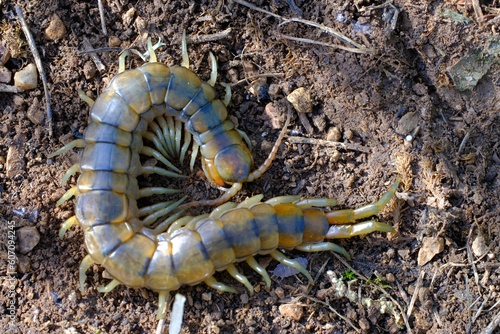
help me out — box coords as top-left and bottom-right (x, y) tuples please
(234, 0), (372, 53)
(0, 83), (20, 93)
(97, 0), (108, 35)
(186, 28), (232, 43)
(82, 38), (106, 71)
(15, 5), (52, 136)
(332, 253), (412, 334)
(278, 34), (373, 54)
(287, 136), (371, 153)
(229, 72), (284, 87)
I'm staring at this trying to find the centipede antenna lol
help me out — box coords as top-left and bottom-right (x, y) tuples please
(181, 30), (189, 68)
(248, 104), (292, 182)
(207, 51), (217, 86)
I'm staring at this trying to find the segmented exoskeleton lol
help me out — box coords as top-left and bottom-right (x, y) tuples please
(49, 35), (400, 319)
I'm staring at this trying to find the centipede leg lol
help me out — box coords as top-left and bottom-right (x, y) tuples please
(77, 89), (95, 107)
(79, 255), (95, 292)
(181, 30), (189, 68)
(295, 242), (351, 260)
(61, 163), (80, 186)
(226, 264), (254, 294)
(246, 257), (271, 289)
(47, 139), (85, 158)
(326, 220), (395, 239)
(204, 276), (237, 293)
(325, 178), (400, 224)
(56, 186), (78, 206)
(270, 250), (314, 284)
(157, 291), (170, 320)
(98, 279), (121, 293)
(207, 52), (217, 87)
(59, 215), (78, 239)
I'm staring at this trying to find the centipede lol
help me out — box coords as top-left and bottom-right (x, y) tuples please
(49, 34), (401, 319)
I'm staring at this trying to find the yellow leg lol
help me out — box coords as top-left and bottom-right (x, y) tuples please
(270, 250), (313, 284)
(181, 30), (189, 68)
(47, 139), (85, 158)
(226, 264), (254, 294)
(79, 255), (95, 292)
(98, 279), (121, 293)
(326, 178), (400, 223)
(59, 215), (78, 239)
(56, 186), (78, 206)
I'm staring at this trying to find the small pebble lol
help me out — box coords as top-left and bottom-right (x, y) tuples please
(326, 126), (342, 142)
(83, 61), (96, 79)
(287, 87), (312, 114)
(274, 286), (285, 300)
(6, 145), (26, 178)
(344, 129), (354, 140)
(0, 44), (10, 65)
(108, 36), (122, 47)
(279, 303), (303, 321)
(471, 234), (489, 258)
(14, 63), (38, 90)
(16, 226), (41, 254)
(45, 14), (67, 40)
(359, 317), (370, 331)
(17, 254), (30, 273)
(417, 237), (444, 266)
(27, 97), (44, 125)
(396, 111), (419, 135)
(263, 103), (285, 129)
(0, 66), (12, 83)
(201, 292), (212, 301)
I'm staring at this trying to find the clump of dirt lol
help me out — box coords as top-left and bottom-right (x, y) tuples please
(1, 0), (498, 333)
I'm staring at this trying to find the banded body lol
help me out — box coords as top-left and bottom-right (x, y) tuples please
(50, 38), (400, 319)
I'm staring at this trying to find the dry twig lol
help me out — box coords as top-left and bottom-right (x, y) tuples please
(234, 0), (373, 54)
(287, 136), (371, 153)
(82, 38), (106, 71)
(15, 5), (53, 136)
(97, 0), (108, 35)
(186, 28), (232, 43)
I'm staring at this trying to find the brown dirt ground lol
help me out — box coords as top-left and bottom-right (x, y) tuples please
(1, 0), (499, 333)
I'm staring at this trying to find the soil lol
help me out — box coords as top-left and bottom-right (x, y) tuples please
(0, 0), (499, 333)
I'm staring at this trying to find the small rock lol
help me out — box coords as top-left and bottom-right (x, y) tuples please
(417, 237), (444, 266)
(279, 303), (303, 321)
(274, 286), (285, 300)
(359, 317), (371, 331)
(326, 126), (342, 142)
(0, 66), (12, 83)
(16, 226), (41, 254)
(263, 102), (285, 129)
(0, 44), (11, 65)
(17, 254), (31, 273)
(287, 87), (312, 113)
(83, 61), (96, 79)
(396, 111), (419, 135)
(6, 145), (25, 178)
(108, 36), (122, 47)
(471, 234), (489, 258)
(27, 97), (44, 125)
(45, 14), (67, 40)
(123, 7), (136, 26)
(14, 63), (38, 90)
(201, 292), (212, 301)
(268, 83), (281, 99)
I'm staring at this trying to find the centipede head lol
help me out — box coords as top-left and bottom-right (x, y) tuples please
(205, 144), (254, 186)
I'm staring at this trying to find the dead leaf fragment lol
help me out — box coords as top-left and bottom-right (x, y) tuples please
(418, 237), (444, 266)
